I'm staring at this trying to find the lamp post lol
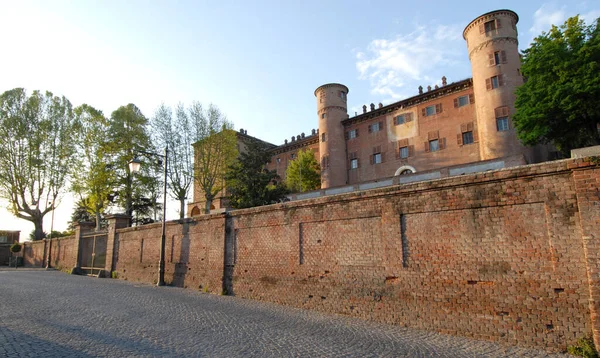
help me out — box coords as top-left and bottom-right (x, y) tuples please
(129, 145), (168, 286)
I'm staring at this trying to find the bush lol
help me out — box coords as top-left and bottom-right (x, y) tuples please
(9, 242), (22, 253)
(568, 335), (598, 358)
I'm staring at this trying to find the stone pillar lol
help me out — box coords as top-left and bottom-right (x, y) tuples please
(73, 221), (95, 270)
(105, 215), (131, 275)
(573, 161), (600, 349)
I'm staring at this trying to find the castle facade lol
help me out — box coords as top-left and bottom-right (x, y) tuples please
(188, 9), (551, 215)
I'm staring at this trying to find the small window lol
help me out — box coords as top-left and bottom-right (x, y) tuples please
(494, 51), (500, 65)
(350, 158), (358, 169)
(276, 158), (281, 164)
(462, 131), (474, 144)
(484, 19), (496, 33)
(347, 129), (358, 139)
(497, 117), (509, 131)
(429, 139), (439, 152)
(321, 133), (326, 142)
(368, 122), (382, 133)
(339, 91), (346, 100)
(399, 146), (409, 159)
(321, 155), (329, 168)
(486, 75), (503, 90)
(373, 153), (382, 164)
(491, 76), (499, 88)
(0, 236), (7, 243)
(321, 113), (326, 119)
(395, 114), (406, 125)
(290, 153), (295, 159)
(458, 95), (469, 107)
(426, 105), (436, 116)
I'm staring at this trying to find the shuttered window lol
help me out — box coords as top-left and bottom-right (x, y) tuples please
(457, 122), (478, 145)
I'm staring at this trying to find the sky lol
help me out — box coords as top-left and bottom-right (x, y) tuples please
(0, 0), (598, 240)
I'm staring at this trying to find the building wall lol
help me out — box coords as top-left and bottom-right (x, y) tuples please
(345, 85), (481, 184)
(0, 231), (20, 265)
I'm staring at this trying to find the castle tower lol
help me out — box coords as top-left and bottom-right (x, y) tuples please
(315, 83), (349, 188)
(463, 10), (533, 162)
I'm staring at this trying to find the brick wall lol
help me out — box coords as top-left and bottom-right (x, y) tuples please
(47, 236), (78, 270)
(227, 157), (599, 350)
(113, 215), (226, 294)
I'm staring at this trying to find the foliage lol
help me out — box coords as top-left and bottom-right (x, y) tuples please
(0, 88), (77, 240)
(71, 104), (116, 230)
(9, 242), (22, 253)
(514, 16), (600, 155)
(105, 104), (159, 225)
(567, 334), (598, 358)
(151, 102), (199, 218)
(226, 139), (289, 209)
(285, 149), (321, 192)
(67, 197), (97, 231)
(190, 104), (238, 213)
(111, 271), (119, 279)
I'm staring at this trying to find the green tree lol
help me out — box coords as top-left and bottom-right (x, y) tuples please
(71, 104), (116, 230)
(226, 139), (288, 209)
(0, 88), (77, 240)
(285, 149), (321, 193)
(67, 197), (97, 231)
(105, 104), (157, 224)
(191, 104), (238, 214)
(151, 102), (199, 218)
(514, 16), (600, 155)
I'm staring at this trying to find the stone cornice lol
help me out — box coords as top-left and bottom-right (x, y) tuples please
(314, 83), (349, 97)
(318, 106), (347, 115)
(269, 135), (319, 155)
(342, 78), (473, 127)
(463, 9), (518, 39)
(468, 37), (518, 59)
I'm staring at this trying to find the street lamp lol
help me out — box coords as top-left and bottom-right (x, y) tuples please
(129, 146), (168, 286)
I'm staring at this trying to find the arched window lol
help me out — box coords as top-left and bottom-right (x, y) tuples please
(191, 206), (201, 217)
(394, 165), (416, 176)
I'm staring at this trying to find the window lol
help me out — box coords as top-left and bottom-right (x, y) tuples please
(371, 146), (383, 164)
(495, 107), (510, 131)
(486, 75), (504, 90)
(373, 153), (382, 164)
(489, 51), (507, 66)
(348, 152), (359, 169)
(399, 146), (409, 159)
(462, 131), (474, 144)
(422, 103), (442, 117)
(429, 139), (439, 152)
(368, 121), (383, 133)
(321, 113), (326, 119)
(0, 236), (7, 243)
(339, 91), (346, 100)
(457, 122), (478, 145)
(484, 19), (496, 33)
(290, 153), (295, 159)
(425, 131), (445, 152)
(321, 155), (329, 168)
(394, 113), (412, 125)
(458, 95), (469, 107)
(321, 133), (326, 142)
(347, 129), (358, 139)
(276, 158), (281, 164)
(497, 117), (509, 131)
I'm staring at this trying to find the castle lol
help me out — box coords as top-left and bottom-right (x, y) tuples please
(188, 9), (552, 216)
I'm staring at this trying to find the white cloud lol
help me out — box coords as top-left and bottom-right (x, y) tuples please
(355, 23), (465, 101)
(530, 4), (567, 36)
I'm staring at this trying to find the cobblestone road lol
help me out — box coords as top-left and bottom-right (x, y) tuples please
(0, 270), (570, 357)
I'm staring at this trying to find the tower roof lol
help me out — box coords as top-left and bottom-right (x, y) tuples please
(462, 9), (519, 39)
(314, 83), (349, 97)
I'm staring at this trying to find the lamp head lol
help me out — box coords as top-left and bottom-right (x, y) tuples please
(128, 158), (142, 173)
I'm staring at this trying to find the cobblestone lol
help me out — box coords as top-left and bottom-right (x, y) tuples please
(0, 270), (569, 357)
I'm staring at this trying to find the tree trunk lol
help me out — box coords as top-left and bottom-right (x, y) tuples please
(179, 199), (185, 219)
(95, 211), (102, 231)
(33, 215), (45, 241)
(204, 199), (212, 214)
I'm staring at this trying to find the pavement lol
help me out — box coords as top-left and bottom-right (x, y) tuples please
(0, 270), (571, 357)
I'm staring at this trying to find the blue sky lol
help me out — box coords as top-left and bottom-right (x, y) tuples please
(0, 0), (598, 238)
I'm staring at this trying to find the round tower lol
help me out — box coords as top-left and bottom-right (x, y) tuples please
(315, 83), (349, 188)
(463, 10), (533, 162)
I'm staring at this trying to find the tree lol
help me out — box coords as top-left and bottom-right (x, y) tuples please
(514, 16), (600, 155)
(151, 103), (196, 219)
(0, 88), (76, 240)
(67, 197), (97, 231)
(191, 104), (238, 214)
(71, 104), (116, 230)
(285, 149), (321, 193)
(226, 139), (289, 209)
(105, 104), (156, 225)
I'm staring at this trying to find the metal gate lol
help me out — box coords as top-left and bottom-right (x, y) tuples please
(79, 233), (108, 276)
